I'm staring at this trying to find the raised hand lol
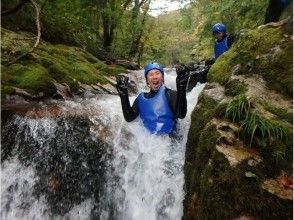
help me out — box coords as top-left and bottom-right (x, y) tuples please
(116, 75), (129, 96)
(176, 64), (190, 87)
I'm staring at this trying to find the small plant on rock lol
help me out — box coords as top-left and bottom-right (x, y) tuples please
(241, 111), (290, 147)
(225, 94), (251, 122)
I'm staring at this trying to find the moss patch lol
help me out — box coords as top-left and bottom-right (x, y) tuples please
(185, 94), (218, 165)
(2, 63), (55, 95)
(1, 85), (15, 96)
(225, 79), (248, 96)
(258, 41), (293, 98)
(1, 28), (126, 96)
(259, 99), (293, 124)
(196, 148), (292, 219)
(207, 50), (238, 85)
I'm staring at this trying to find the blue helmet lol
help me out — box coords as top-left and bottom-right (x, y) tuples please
(212, 23), (226, 34)
(144, 62), (164, 77)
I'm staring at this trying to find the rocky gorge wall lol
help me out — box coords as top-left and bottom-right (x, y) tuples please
(183, 17), (293, 219)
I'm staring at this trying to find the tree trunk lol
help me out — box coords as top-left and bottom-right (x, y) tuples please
(128, 0), (150, 57)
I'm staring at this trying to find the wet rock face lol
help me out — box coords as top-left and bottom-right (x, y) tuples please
(262, 175), (293, 200)
(1, 115), (115, 217)
(184, 75), (292, 218)
(211, 118), (263, 167)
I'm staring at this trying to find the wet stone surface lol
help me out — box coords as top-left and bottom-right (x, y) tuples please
(1, 115), (117, 217)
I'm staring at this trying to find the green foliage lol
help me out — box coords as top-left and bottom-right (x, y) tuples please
(1, 0), (150, 61)
(190, 0), (268, 59)
(241, 111), (290, 146)
(272, 148), (287, 163)
(225, 94), (251, 122)
(225, 79), (248, 96)
(261, 136), (292, 176)
(225, 94), (291, 147)
(213, 101), (229, 119)
(2, 0), (289, 67)
(140, 11), (196, 65)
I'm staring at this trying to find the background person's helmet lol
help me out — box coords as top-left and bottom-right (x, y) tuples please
(144, 62), (164, 77)
(212, 23), (226, 34)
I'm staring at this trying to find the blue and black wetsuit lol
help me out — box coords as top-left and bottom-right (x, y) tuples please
(118, 84), (187, 134)
(214, 34), (235, 59)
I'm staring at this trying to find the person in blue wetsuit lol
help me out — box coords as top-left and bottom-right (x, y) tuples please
(212, 23), (235, 59)
(116, 62), (189, 135)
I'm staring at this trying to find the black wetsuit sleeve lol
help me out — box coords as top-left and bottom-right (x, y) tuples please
(227, 34), (236, 48)
(118, 94), (139, 122)
(166, 87), (187, 119)
(175, 85), (187, 118)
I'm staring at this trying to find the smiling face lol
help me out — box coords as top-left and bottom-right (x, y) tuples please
(146, 69), (164, 91)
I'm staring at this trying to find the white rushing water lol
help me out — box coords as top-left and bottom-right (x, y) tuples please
(1, 69), (205, 219)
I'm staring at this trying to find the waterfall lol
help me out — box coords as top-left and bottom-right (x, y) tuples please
(1, 69), (205, 219)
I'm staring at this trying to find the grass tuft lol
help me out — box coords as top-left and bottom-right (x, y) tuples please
(241, 111), (290, 147)
(225, 94), (251, 122)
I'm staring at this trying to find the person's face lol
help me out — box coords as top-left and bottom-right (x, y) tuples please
(214, 32), (224, 40)
(146, 69), (164, 91)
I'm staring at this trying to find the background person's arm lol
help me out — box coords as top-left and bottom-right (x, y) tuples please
(174, 64), (189, 119)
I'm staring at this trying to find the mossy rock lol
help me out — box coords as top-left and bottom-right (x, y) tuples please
(258, 99), (293, 124)
(2, 63), (55, 95)
(184, 93), (227, 216)
(257, 39), (293, 98)
(185, 7), (293, 220)
(1, 85), (15, 96)
(184, 86), (293, 219)
(208, 25), (292, 98)
(185, 93), (219, 164)
(185, 114), (293, 220)
(184, 93), (217, 183)
(225, 79), (248, 96)
(207, 50), (238, 85)
(195, 148), (292, 219)
(1, 28), (126, 97)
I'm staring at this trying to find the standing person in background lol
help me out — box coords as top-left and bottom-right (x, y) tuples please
(212, 23), (235, 59)
(116, 62), (189, 135)
(265, 0), (291, 23)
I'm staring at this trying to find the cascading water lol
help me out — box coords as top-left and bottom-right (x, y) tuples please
(1, 69), (205, 219)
